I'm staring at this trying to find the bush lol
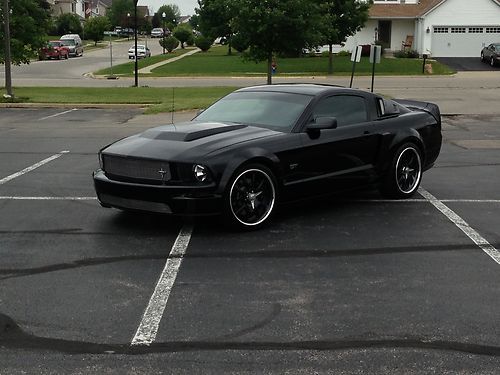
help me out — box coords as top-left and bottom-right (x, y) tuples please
(231, 33), (249, 53)
(394, 49), (419, 58)
(160, 36), (179, 53)
(336, 50), (351, 57)
(195, 35), (212, 52)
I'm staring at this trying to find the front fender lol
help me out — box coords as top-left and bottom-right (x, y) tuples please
(213, 147), (282, 195)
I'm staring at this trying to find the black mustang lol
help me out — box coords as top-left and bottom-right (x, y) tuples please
(93, 84), (442, 229)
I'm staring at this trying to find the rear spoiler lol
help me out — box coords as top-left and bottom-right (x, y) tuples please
(393, 99), (441, 125)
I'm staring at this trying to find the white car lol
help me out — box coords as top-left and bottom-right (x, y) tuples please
(151, 28), (164, 38)
(128, 44), (151, 59)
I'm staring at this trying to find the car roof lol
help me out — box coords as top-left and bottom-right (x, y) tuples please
(236, 84), (361, 96)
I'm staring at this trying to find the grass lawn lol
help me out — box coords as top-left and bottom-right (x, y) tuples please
(139, 45), (454, 77)
(0, 87), (238, 114)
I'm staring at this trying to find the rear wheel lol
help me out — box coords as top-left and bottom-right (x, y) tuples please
(224, 164), (277, 229)
(381, 143), (422, 199)
(491, 57), (496, 67)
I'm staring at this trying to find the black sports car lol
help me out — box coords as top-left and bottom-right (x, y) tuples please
(93, 84), (442, 229)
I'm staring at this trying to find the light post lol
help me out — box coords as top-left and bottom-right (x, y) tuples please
(2, 0), (13, 98)
(162, 12), (166, 54)
(133, 0), (138, 87)
(127, 12), (130, 40)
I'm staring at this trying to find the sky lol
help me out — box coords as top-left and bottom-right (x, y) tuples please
(141, 0), (198, 15)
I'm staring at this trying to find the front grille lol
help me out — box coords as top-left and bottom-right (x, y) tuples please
(103, 155), (171, 182)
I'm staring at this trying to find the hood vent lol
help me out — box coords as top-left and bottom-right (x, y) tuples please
(143, 123), (247, 142)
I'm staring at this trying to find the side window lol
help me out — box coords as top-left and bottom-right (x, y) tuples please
(312, 95), (368, 127)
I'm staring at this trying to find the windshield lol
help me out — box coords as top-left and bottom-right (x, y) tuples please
(494, 45), (500, 52)
(195, 91), (313, 132)
(48, 42), (61, 47)
(61, 40), (75, 46)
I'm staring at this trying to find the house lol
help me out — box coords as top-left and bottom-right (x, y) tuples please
(345, 0), (500, 57)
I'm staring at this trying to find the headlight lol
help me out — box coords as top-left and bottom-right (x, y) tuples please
(193, 164), (208, 182)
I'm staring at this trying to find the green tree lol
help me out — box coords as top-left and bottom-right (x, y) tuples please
(196, 0), (237, 55)
(0, 0), (52, 65)
(107, 0), (134, 27)
(152, 4), (181, 31)
(55, 13), (83, 35)
(173, 24), (193, 49)
(319, 0), (372, 74)
(233, 0), (321, 84)
(84, 16), (111, 46)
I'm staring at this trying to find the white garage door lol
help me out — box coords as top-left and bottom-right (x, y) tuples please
(432, 26), (500, 57)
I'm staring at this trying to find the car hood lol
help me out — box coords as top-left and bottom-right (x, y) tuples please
(102, 121), (280, 161)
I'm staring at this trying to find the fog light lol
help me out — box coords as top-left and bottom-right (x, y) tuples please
(193, 164), (208, 182)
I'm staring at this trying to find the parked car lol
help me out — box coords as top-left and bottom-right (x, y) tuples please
(128, 44), (151, 59)
(39, 40), (70, 60)
(94, 84), (442, 229)
(60, 34), (83, 57)
(151, 28), (164, 38)
(481, 43), (500, 66)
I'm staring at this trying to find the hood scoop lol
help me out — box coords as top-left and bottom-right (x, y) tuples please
(142, 122), (247, 142)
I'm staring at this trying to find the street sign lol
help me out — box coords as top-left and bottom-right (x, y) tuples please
(369, 45), (382, 64)
(350, 46), (362, 63)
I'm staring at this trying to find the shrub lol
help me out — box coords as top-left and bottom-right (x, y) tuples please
(195, 35), (213, 52)
(394, 49), (419, 58)
(160, 36), (179, 52)
(231, 33), (249, 53)
(336, 50), (351, 57)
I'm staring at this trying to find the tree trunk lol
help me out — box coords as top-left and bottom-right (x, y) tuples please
(328, 44), (333, 75)
(267, 52), (273, 85)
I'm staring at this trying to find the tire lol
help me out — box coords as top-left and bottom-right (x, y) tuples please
(491, 57), (495, 67)
(224, 164), (277, 229)
(481, 53), (484, 62)
(58, 54), (61, 60)
(381, 143), (422, 199)
(65, 53), (69, 59)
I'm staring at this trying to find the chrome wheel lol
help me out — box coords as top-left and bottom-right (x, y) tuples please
(395, 146), (422, 195)
(228, 167), (276, 227)
(381, 143), (422, 198)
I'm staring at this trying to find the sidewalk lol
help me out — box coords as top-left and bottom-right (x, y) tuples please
(138, 48), (200, 74)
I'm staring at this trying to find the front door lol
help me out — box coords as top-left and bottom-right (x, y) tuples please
(378, 20), (392, 49)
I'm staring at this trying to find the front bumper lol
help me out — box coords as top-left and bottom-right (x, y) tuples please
(93, 169), (222, 216)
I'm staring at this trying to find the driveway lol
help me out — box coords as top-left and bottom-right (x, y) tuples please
(435, 57), (499, 71)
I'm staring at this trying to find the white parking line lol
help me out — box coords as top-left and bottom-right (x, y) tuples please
(0, 151), (70, 185)
(131, 224), (193, 346)
(0, 196), (96, 200)
(39, 109), (78, 121)
(419, 188), (500, 265)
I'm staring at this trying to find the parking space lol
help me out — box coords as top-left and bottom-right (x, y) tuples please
(435, 57), (499, 71)
(1, 109), (500, 372)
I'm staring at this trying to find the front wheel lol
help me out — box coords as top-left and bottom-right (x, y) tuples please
(491, 57), (496, 67)
(381, 143), (422, 199)
(224, 165), (277, 229)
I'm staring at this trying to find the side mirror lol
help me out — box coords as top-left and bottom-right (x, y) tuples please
(307, 117), (338, 132)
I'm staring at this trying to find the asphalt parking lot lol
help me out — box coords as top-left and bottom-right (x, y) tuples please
(1, 108), (499, 373)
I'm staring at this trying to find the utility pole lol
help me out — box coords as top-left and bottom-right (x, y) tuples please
(3, 0), (13, 97)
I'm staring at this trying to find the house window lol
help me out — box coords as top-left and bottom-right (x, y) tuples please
(450, 27), (466, 33)
(486, 27), (500, 33)
(433, 27), (449, 33)
(468, 27), (483, 33)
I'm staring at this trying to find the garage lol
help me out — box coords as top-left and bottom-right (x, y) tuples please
(431, 26), (500, 57)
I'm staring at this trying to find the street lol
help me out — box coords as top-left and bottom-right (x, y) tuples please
(0, 108), (499, 373)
